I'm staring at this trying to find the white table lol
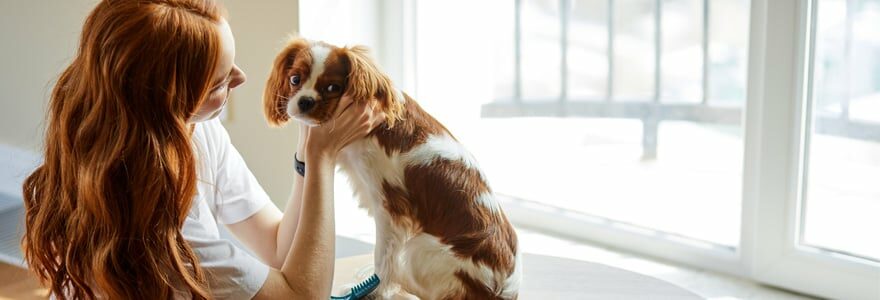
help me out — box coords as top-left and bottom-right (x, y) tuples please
(333, 253), (703, 299)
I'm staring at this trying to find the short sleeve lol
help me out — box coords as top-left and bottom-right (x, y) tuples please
(179, 119), (273, 299)
(182, 214), (269, 300)
(204, 119), (272, 224)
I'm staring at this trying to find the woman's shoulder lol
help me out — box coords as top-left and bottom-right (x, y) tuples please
(192, 118), (232, 151)
(190, 118), (234, 176)
(194, 118), (228, 139)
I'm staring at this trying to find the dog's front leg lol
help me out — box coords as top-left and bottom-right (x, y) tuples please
(372, 211), (405, 299)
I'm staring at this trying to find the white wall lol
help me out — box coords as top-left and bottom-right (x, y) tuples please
(0, 0), (303, 206)
(0, 0), (97, 152)
(221, 0), (301, 206)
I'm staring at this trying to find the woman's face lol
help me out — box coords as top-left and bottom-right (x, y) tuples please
(189, 19), (246, 123)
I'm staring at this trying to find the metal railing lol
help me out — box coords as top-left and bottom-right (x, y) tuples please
(814, 0), (880, 142)
(482, 0), (879, 159)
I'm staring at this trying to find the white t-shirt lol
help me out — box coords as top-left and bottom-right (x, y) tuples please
(185, 118), (271, 299)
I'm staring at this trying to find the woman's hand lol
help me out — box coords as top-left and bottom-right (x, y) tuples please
(304, 95), (384, 162)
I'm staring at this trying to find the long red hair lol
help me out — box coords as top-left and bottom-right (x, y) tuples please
(21, 0), (224, 298)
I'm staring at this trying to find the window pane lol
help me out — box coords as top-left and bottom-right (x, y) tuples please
(848, 0), (880, 124)
(708, 0), (750, 105)
(613, 0), (656, 101)
(521, 0), (562, 101)
(567, 0), (609, 101)
(416, 0), (750, 248)
(660, 0), (703, 103)
(492, 0), (517, 102)
(470, 117), (743, 247)
(803, 0), (880, 261)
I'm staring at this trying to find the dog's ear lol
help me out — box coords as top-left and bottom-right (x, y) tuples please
(264, 37), (311, 127)
(342, 45), (405, 128)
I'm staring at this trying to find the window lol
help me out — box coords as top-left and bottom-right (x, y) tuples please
(386, 0), (880, 298)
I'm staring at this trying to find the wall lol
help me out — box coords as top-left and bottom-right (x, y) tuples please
(221, 0), (301, 206)
(0, 0), (95, 152)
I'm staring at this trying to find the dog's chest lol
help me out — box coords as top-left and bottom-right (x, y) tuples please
(336, 139), (406, 216)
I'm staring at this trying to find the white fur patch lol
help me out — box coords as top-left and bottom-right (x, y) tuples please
(303, 44), (331, 91)
(338, 138), (405, 215)
(476, 192), (501, 213)
(398, 234), (487, 298)
(287, 43), (331, 118)
(340, 133), (500, 218)
(402, 135), (480, 169)
(500, 250), (523, 299)
(393, 88), (406, 104)
(401, 134), (492, 190)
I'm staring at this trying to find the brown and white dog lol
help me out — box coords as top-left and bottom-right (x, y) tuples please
(263, 38), (521, 299)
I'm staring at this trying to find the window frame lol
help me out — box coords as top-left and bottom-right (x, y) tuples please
(745, 0), (880, 299)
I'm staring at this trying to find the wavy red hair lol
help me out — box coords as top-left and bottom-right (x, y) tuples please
(21, 0), (225, 298)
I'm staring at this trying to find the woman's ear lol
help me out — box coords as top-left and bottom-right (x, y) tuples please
(343, 45), (405, 128)
(263, 37), (311, 127)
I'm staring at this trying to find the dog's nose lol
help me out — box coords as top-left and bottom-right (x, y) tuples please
(298, 97), (316, 112)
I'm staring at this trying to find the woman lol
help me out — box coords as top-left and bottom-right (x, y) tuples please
(21, 0), (381, 298)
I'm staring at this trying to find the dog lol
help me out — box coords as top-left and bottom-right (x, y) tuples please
(263, 37), (521, 299)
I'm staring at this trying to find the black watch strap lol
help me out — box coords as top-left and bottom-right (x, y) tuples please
(294, 153), (305, 177)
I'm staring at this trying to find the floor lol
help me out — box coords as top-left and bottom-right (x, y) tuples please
(508, 228), (818, 300)
(0, 262), (45, 300)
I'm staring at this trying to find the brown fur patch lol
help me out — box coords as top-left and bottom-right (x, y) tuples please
(370, 94), (454, 156)
(341, 46), (405, 128)
(263, 37), (311, 126)
(380, 181), (412, 219)
(381, 155), (517, 276)
(448, 271), (506, 300)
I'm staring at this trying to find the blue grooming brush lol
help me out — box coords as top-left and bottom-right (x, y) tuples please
(330, 274), (380, 300)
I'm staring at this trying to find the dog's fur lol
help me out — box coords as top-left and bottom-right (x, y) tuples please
(263, 37), (521, 299)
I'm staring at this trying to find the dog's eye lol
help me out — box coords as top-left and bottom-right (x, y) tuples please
(326, 84), (340, 93)
(289, 75), (300, 86)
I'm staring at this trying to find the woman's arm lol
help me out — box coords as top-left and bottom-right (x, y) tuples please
(274, 151), (338, 297)
(271, 125), (310, 266)
(252, 153), (337, 299)
(252, 97), (382, 299)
